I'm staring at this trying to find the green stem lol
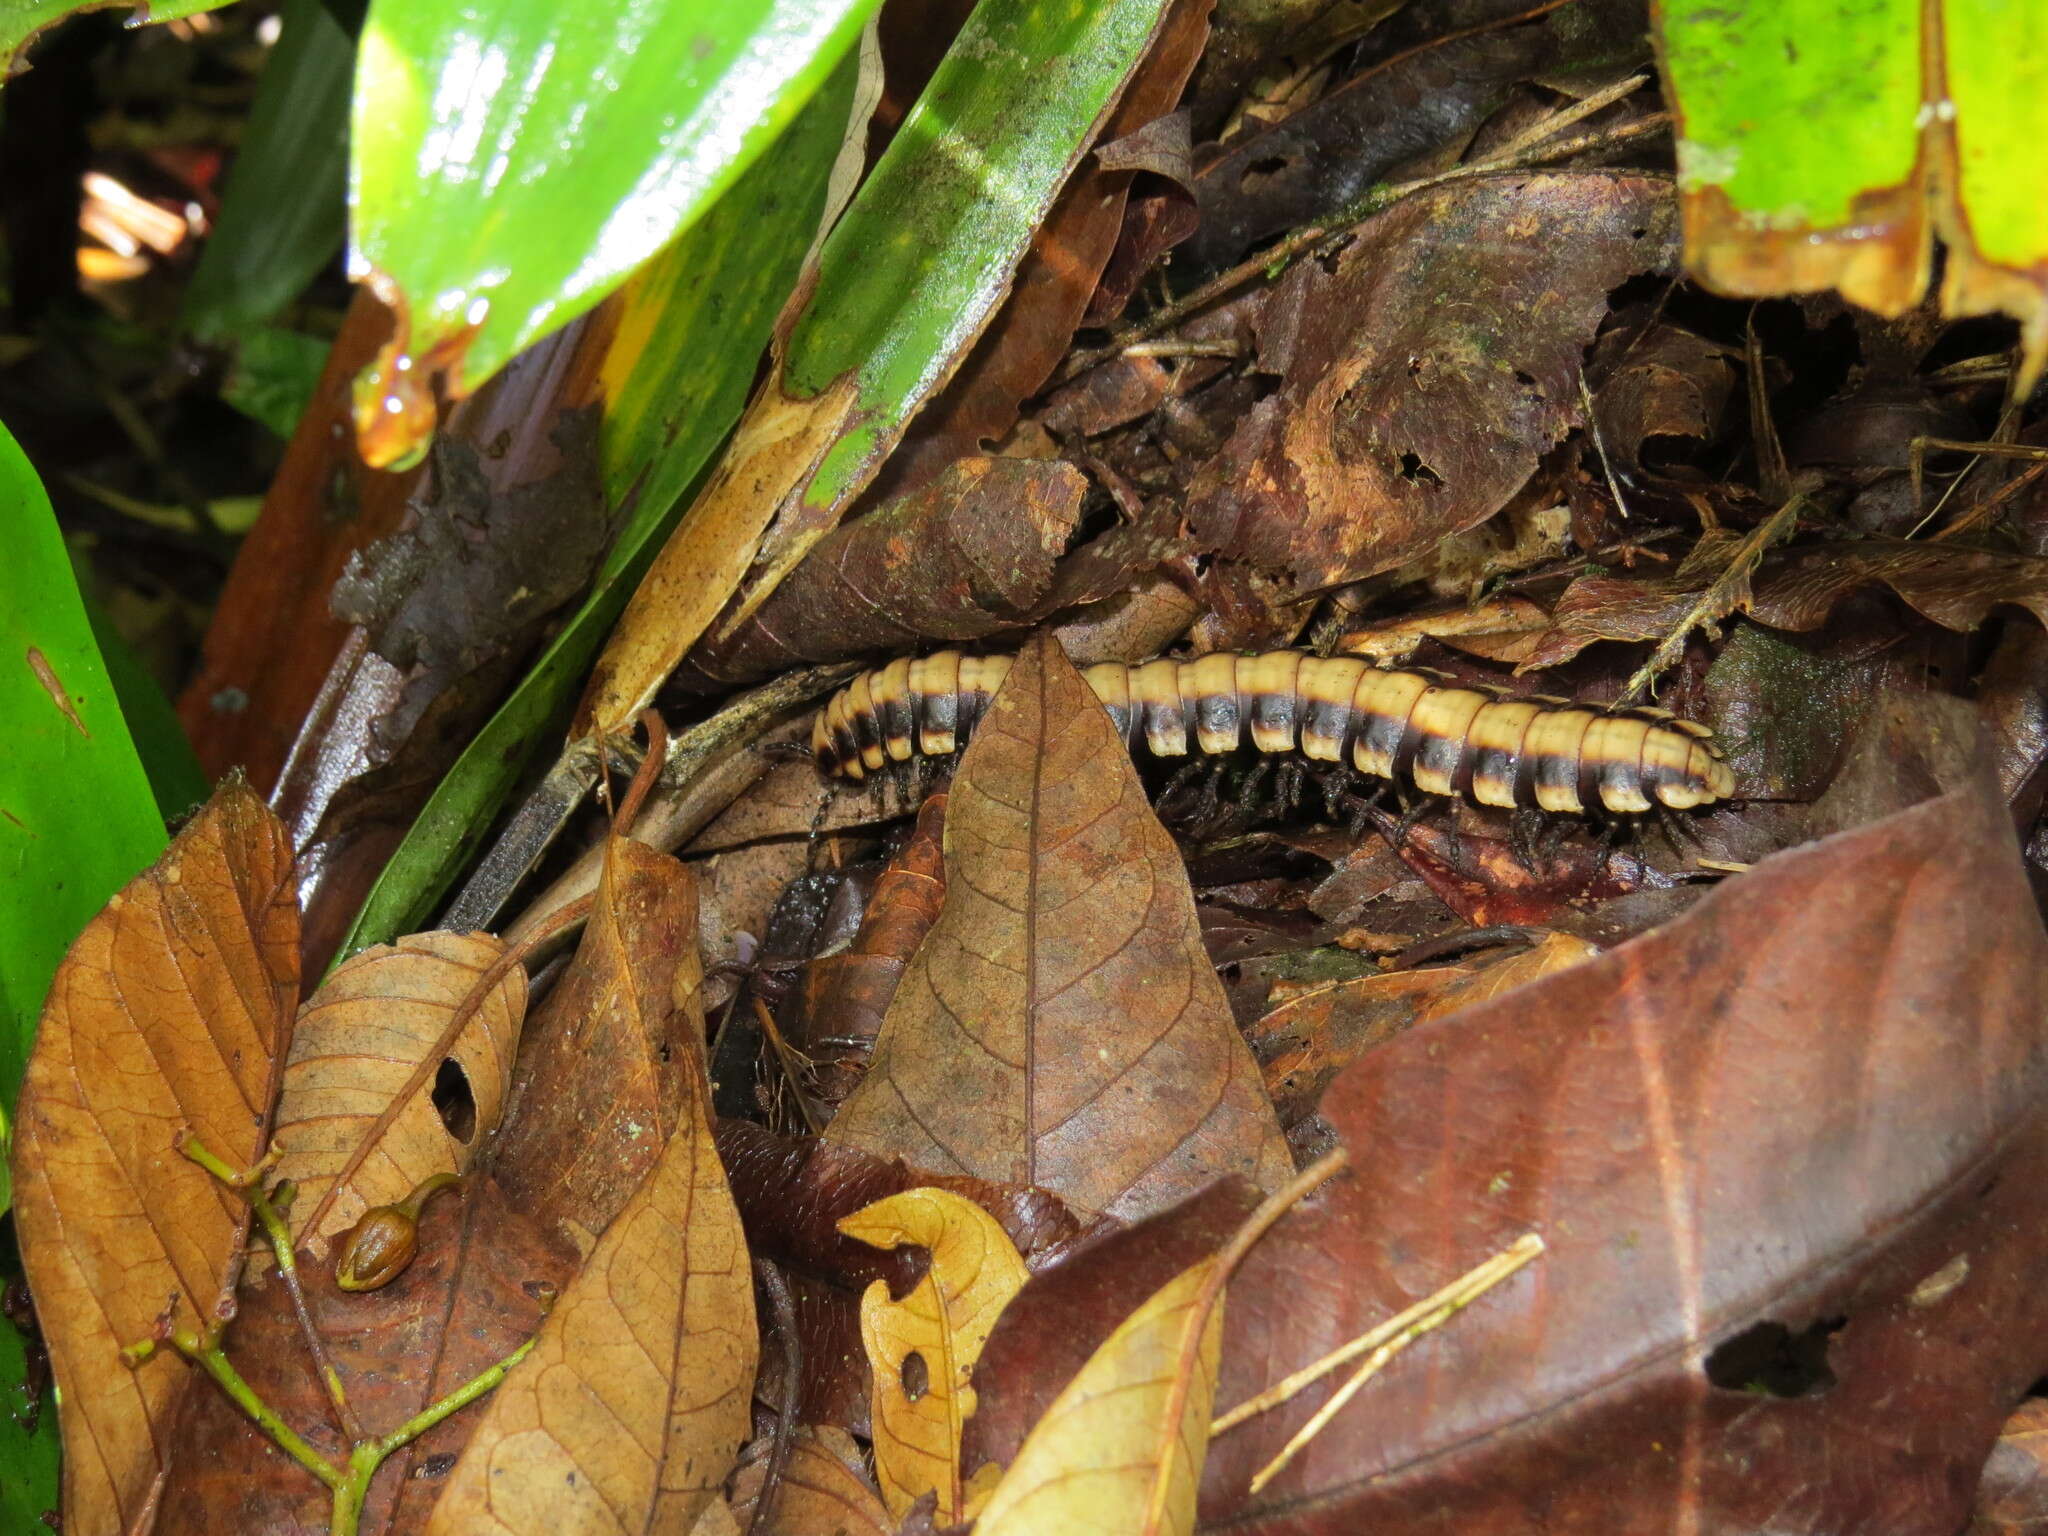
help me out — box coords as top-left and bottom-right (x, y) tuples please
(167, 1329), (342, 1490)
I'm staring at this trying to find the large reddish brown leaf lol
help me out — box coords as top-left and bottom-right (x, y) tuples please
(11, 781), (299, 1536)
(1185, 172), (1678, 593)
(970, 696), (2048, 1533)
(826, 634), (1290, 1218)
(154, 1175), (574, 1536)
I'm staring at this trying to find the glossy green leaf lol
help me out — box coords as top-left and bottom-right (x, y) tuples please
(582, 0), (1175, 733)
(1656, 0), (2048, 372)
(0, 421), (165, 1107)
(1659, 0), (1920, 230)
(182, 0), (351, 343)
(0, 421), (162, 1524)
(784, 0), (1173, 506)
(74, 577), (209, 822)
(345, 0), (882, 469)
(1, 0), (230, 72)
(330, 51), (865, 964)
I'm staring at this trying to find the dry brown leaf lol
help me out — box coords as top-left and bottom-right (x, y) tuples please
(825, 633), (1290, 1219)
(424, 879), (755, 1536)
(11, 781), (299, 1536)
(579, 372), (862, 737)
(727, 1425), (892, 1536)
(972, 1254), (1223, 1536)
(495, 836), (702, 1255)
(273, 931), (526, 1258)
(838, 1187), (1029, 1520)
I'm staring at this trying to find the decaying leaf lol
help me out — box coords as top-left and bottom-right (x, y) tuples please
(154, 1176), (574, 1536)
(727, 1425), (891, 1536)
(1185, 172), (1678, 594)
(1251, 932), (1599, 1124)
(11, 781), (299, 1536)
(678, 457), (1087, 688)
(273, 931), (526, 1258)
(1969, 1397), (2048, 1536)
(972, 1252), (1224, 1536)
(826, 633), (1291, 1219)
(424, 960), (755, 1535)
(838, 1187), (1029, 1520)
(1522, 536), (2048, 670)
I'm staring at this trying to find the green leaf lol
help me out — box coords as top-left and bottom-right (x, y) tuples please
(330, 50), (865, 963)
(1659, 0), (1920, 230)
(0, 421), (165, 1109)
(220, 326), (332, 439)
(581, 0), (1175, 734)
(0, 420), (162, 1524)
(0, 0), (230, 72)
(1655, 0), (2048, 374)
(345, 0), (883, 469)
(73, 580), (209, 823)
(182, 0), (351, 343)
(783, 0), (1173, 504)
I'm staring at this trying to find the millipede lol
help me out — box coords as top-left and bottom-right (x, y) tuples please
(811, 649), (1736, 817)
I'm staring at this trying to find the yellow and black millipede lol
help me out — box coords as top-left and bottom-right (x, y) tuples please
(812, 649), (1735, 816)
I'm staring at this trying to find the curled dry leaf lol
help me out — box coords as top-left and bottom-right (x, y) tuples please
(678, 458), (1087, 688)
(426, 879), (755, 1536)
(973, 1252), (1224, 1536)
(727, 1425), (891, 1536)
(785, 791), (949, 1115)
(1186, 172), (1678, 593)
(838, 1187), (1030, 1520)
(494, 835), (704, 1253)
(273, 931), (526, 1258)
(826, 633), (1291, 1219)
(11, 781), (299, 1536)
(1969, 1397), (2048, 1535)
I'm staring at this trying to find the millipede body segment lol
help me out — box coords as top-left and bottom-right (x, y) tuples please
(811, 649), (1735, 815)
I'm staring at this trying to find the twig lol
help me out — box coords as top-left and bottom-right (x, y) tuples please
(745, 1258), (803, 1536)
(1138, 1148), (1350, 1536)
(1620, 492), (1807, 703)
(1577, 371), (1634, 522)
(177, 1136), (364, 1444)
(1230, 1232), (1545, 1494)
(1057, 113), (1671, 385)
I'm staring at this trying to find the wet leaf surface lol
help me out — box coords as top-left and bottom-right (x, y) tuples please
(972, 698), (2048, 1534)
(826, 634), (1291, 1219)
(12, 782), (298, 1536)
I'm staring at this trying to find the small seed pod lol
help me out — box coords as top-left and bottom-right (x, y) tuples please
(334, 1172), (462, 1293)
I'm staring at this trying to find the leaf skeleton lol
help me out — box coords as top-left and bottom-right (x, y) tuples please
(810, 648), (1735, 818)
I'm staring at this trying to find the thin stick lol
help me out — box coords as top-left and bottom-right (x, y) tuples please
(1621, 492), (1806, 703)
(745, 1258), (802, 1536)
(1137, 1148), (1350, 1536)
(1242, 1233), (1545, 1494)
(751, 997), (824, 1136)
(1058, 114), (1670, 385)
(1577, 371), (1633, 522)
